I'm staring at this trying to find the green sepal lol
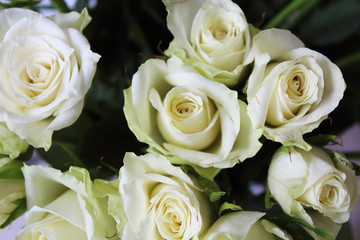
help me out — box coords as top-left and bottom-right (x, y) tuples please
(264, 183), (277, 210)
(326, 149), (360, 176)
(351, 161), (360, 176)
(0, 159), (24, 180)
(180, 164), (224, 202)
(218, 202), (242, 216)
(0, 197), (26, 229)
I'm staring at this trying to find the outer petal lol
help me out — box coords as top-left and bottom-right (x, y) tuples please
(7, 119), (53, 151)
(21, 165), (88, 210)
(47, 8), (92, 32)
(0, 122), (28, 158)
(268, 146), (308, 215)
(163, 0), (205, 57)
(225, 100), (263, 166)
(203, 211), (279, 240)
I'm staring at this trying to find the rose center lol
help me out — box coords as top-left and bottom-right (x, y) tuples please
(320, 184), (338, 205)
(164, 86), (218, 134)
(26, 62), (51, 84)
(290, 75), (303, 95)
(175, 100), (197, 116)
(210, 22), (230, 41)
(150, 188), (190, 239)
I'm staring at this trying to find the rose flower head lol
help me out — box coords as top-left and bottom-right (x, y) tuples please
(268, 145), (359, 239)
(163, 0), (256, 86)
(119, 152), (216, 239)
(247, 29), (346, 150)
(124, 56), (262, 170)
(0, 8), (100, 150)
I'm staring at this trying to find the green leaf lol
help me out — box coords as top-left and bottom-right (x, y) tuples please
(306, 134), (342, 147)
(36, 141), (85, 171)
(268, 215), (334, 238)
(218, 202), (242, 216)
(0, 197), (26, 229)
(299, 0), (360, 45)
(50, 0), (70, 13)
(0, 159), (24, 180)
(263, 0), (309, 29)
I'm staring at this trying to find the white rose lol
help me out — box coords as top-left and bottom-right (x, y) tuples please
(163, 0), (256, 86)
(0, 8), (100, 150)
(124, 56), (262, 170)
(247, 29), (346, 150)
(268, 145), (359, 239)
(0, 157), (25, 229)
(0, 122), (28, 158)
(16, 165), (118, 240)
(203, 211), (291, 240)
(119, 152), (215, 240)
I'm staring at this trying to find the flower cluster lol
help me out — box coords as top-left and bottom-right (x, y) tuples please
(0, 0), (359, 239)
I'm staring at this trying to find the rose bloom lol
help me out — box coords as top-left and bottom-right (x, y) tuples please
(16, 165), (118, 240)
(247, 29), (346, 150)
(163, 0), (255, 86)
(0, 8), (100, 150)
(268, 145), (359, 239)
(119, 152), (215, 239)
(124, 56), (262, 170)
(203, 211), (291, 240)
(0, 157), (25, 229)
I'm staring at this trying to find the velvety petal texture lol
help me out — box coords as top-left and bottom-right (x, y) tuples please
(123, 56), (262, 169)
(163, 0), (255, 86)
(119, 152), (215, 239)
(0, 8), (100, 150)
(268, 145), (359, 239)
(16, 165), (118, 240)
(247, 29), (346, 150)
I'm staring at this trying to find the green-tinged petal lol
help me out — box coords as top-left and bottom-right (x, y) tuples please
(21, 165), (88, 209)
(203, 211), (269, 240)
(0, 122), (28, 159)
(47, 8), (91, 32)
(225, 100), (263, 166)
(260, 219), (292, 240)
(92, 179), (120, 238)
(7, 119), (53, 151)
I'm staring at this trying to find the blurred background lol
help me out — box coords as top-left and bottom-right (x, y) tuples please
(0, 0), (359, 239)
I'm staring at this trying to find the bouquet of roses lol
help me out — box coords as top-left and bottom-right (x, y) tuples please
(0, 0), (359, 239)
